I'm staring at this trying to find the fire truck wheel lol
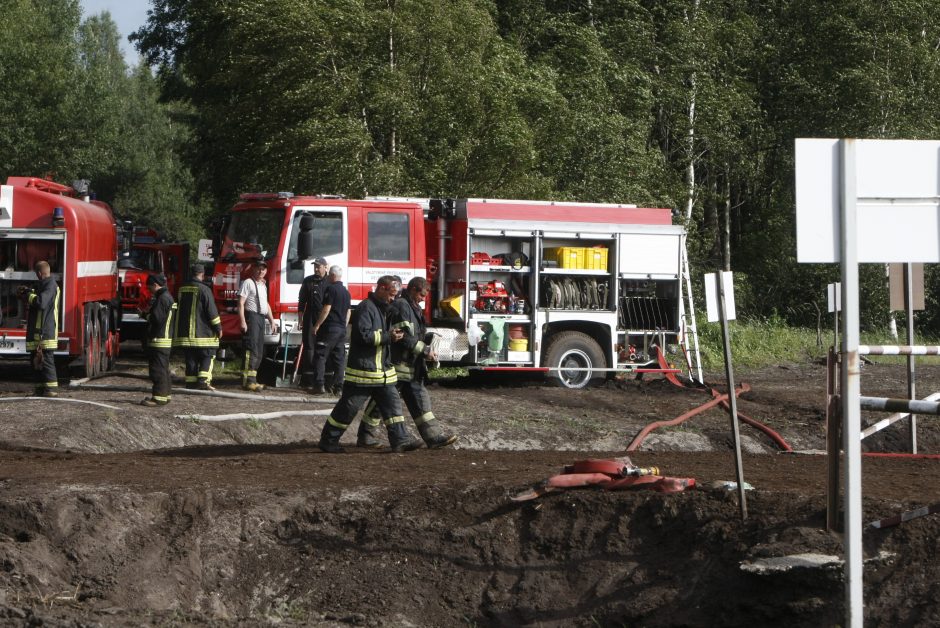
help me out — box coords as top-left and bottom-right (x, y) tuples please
(542, 331), (606, 389)
(99, 305), (114, 372)
(81, 303), (101, 378)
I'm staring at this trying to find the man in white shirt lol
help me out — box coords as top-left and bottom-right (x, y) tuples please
(238, 260), (277, 391)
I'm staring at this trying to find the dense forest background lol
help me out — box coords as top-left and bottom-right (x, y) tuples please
(5, 0), (940, 333)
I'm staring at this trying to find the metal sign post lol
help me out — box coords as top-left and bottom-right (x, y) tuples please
(796, 137), (940, 627)
(705, 271), (747, 520)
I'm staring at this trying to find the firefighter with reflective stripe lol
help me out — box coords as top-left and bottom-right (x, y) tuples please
(173, 263), (221, 390)
(22, 260), (60, 397)
(361, 276), (457, 449)
(318, 275), (422, 454)
(141, 274), (175, 406)
(238, 259), (277, 391)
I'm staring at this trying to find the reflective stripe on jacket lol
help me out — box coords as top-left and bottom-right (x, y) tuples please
(173, 281), (221, 348)
(147, 288), (176, 350)
(344, 293), (396, 386)
(26, 277), (59, 351)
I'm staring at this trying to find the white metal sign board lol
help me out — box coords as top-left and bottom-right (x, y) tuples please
(795, 138), (940, 263)
(827, 282), (841, 313)
(704, 271), (735, 322)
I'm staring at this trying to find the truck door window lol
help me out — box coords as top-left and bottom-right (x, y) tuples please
(367, 212), (410, 262)
(286, 211), (344, 283)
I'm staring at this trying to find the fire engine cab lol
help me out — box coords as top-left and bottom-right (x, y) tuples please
(205, 192), (701, 388)
(0, 177), (120, 377)
(116, 224), (189, 339)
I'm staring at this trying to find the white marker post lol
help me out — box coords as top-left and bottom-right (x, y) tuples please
(796, 137), (940, 627)
(705, 270), (747, 520)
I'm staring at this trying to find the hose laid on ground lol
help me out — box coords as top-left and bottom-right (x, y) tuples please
(175, 409), (331, 422)
(626, 348), (794, 453)
(70, 382), (332, 403)
(0, 397), (119, 410)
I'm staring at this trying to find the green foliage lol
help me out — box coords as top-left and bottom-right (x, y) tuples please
(696, 315), (827, 369)
(5, 0), (940, 332)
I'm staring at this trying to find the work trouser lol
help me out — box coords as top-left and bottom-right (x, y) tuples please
(242, 311), (265, 386)
(363, 376), (435, 431)
(327, 381), (405, 432)
(32, 348), (57, 392)
(148, 348), (172, 403)
(302, 320), (317, 382)
(184, 348), (216, 387)
(311, 326), (347, 390)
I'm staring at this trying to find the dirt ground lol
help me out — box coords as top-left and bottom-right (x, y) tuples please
(0, 345), (938, 627)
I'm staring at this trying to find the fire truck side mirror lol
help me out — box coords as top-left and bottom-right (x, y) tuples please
(429, 198), (457, 220)
(297, 214), (315, 260)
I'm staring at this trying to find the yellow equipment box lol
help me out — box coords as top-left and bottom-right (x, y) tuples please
(585, 246), (608, 270)
(544, 246), (585, 269)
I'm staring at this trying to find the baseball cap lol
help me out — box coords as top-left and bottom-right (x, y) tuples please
(314, 257), (328, 266)
(191, 263), (205, 274)
(255, 259), (268, 268)
(146, 273), (167, 287)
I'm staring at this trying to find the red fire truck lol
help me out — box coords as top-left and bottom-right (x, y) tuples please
(204, 193), (701, 388)
(116, 224), (189, 340)
(0, 177), (120, 377)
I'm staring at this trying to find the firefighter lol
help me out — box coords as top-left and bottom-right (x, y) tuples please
(141, 274), (175, 406)
(238, 259), (277, 391)
(173, 263), (222, 390)
(360, 276), (457, 449)
(318, 275), (422, 454)
(298, 257), (328, 388)
(22, 260), (59, 397)
(310, 264), (351, 395)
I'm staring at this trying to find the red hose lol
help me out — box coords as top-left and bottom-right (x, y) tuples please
(626, 349), (795, 453)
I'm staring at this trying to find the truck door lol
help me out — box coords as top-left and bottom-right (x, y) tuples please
(357, 207), (423, 300)
(281, 206), (348, 307)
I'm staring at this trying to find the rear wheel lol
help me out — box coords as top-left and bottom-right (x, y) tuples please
(81, 303), (100, 378)
(542, 331), (606, 389)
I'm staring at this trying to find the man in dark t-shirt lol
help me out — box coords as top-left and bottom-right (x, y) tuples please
(310, 265), (351, 395)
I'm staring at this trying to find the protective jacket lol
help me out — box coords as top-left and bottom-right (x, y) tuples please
(26, 276), (60, 351)
(146, 287), (176, 350)
(389, 298), (429, 382)
(173, 280), (221, 348)
(344, 292), (396, 386)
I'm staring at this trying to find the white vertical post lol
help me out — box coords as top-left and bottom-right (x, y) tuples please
(904, 264), (917, 453)
(839, 139), (864, 627)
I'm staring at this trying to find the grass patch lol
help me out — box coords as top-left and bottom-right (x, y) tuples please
(696, 316), (940, 369)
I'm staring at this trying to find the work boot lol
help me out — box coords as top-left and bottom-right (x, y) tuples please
(309, 384), (326, 395)
(242, 382), (263, 392)
(418, 421), (458, 449)
(198, 381), (217, 392)
(37, 388), (58, 398)
(317, 422), (347, 454)
(356, 421), (384, 449)
(387, 422), (423, 453)
(141, 397), (159, 407)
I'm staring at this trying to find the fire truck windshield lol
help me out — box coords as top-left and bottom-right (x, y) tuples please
(219, 208), (285, 261)
(118, 248), (158, 271)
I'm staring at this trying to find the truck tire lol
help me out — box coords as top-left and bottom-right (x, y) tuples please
(79, 303), (100, 378)
(542, 331), (606, 389)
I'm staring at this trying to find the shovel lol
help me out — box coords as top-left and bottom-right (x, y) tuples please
(275, 323), (294, 387)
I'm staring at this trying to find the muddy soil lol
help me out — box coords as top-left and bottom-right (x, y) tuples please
(0, 347), (938, 627)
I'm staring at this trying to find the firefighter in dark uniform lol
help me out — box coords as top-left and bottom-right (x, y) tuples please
(361, 276), (457, 448)
(318, 275), (422, 454)
(173, 263), (222, 390)
(141, 274), (175, 406)
(298, 257), (329, 388)
(23, 260), (60, 397)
